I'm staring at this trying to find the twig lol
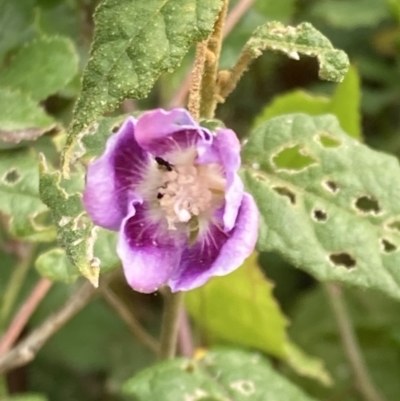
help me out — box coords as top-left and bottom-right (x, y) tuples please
(324, 283), (388, 401)
(158, 289), (184, 360)
(0, 280), (97, 374)
(177, 306), (194, 357)
(0, 245), (35, 326)
(101, 286), (159, 354)
(200, 0), (229, 118)
(169, 0), (255, 108)
(223, 0), (256, 34)
(0, 278), (53, 355)
(187, 41), (208, 121)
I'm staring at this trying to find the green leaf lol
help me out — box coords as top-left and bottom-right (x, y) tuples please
(311, 0), (389, 29)
(245, 21), (349, 82)
(0, 36), (79, 101)
(185, 253), (331, 385)
(2, 394), (48, 401)
(0, 0), (35, 62)
(35, 248), (80, 283)
(242, 113), (400, 300)
(39, 157), (99, 285)
(0, 148), (56, 241)
(254, 66), (361, 140)
(123, 349), (317, 401)
(0, 88), (55, 148)
(63, 0), (222, 172)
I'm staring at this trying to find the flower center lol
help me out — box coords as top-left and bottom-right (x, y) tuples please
(155, 151), (225, 230)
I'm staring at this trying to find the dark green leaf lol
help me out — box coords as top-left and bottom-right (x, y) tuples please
(63, 0), (222, 173)
(0, 148), (56, 241)
(1, 394), (48, 401)
(242, 113), (400, 300)
(0, 88), (55, 148)
(0, 36), (79, 101)
(245, 21), (349, 82)
(123, 349), (317, 401)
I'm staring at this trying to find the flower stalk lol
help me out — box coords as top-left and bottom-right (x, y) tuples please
(159, 289), (184, 360)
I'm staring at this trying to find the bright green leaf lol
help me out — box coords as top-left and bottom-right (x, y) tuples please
(0, 148), (56, 241)
(242, 113), (400, 300)
(254, 66), (361, 139)
(0, 36), (79, 101)
(63, 0), (222, 173)
(35, 248), (80, 283)
(186, 253), (288, 358)
(123, 349), (317, 401)
(185, 253), (331, 385)
(245, 21), (349, 82)
(0, 88), (55, 148)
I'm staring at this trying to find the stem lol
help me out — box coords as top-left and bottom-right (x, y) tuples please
(0, 278), (53, 355)
(187, 41), (208, 121)
(159, 289), (184, 360)
(0, 280), (97, 374)
(199, 0), (229, 118)
(102, 286), (159, 354)
(216, 48), (253, 103)
(169, 0), (254, 108)
(1, 245), (35, 326)
(177, 306), (194, 357)
(324, 283), (388, 401)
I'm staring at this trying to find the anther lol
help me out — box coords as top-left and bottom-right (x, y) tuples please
(155, 156), (173, 172)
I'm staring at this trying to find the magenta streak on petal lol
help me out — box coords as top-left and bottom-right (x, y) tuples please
(118, 203), (185, 293)
(134, 108), (212, 157)
(168, 193), (259, 292)
(83, 117), (150, 231)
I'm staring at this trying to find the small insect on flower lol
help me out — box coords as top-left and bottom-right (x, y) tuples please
(83, 109), (258, 293)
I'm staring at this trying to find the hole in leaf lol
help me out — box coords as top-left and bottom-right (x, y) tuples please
(381, 239), (397, 253)
(387, 221), (400, 232)
(313, 209), (328, 222)
(3, 168), (20, 185)
(317, 132), (341, 148)
(323, 180), (339, 194)
(355, 195), (380, 215)
(329, 253), (356, 269)
(112, 124), (121, 133)
(273, 186), (296, 204)
(272, 144), (317, 172)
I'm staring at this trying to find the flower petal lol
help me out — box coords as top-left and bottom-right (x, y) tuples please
(83, 117), (150, 230)
(213, 128), (244, 231)
(118, 203), (185, 293)
(135, 108), (212, 157)
(168, 193), (259, 292)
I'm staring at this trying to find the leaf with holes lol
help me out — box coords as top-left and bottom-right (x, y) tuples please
(39, 156), (99, 286)
(245, 21), (349, 82)
(62, 0), (222, 173)
(39, 157), (121, 285)
(123, 349), (317, 401)
(0, 88), (56, 148)
(242, 113), (400, 300)
(185, 253), (332, 385)
(0, 36), (79, 101)
(0, 149), (56, 241)
(254, 65), (361, 140)
(35, 229), (119, 283)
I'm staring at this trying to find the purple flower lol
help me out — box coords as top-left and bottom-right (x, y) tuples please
(83, 109), (258, 293)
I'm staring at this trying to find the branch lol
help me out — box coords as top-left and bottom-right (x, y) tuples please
(101, 286), (159, 354)
(0, 278), (53, 355)
(0, 280), (97, 374)
(324, 283), (388, 401)
(169, 0), (255, 108)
